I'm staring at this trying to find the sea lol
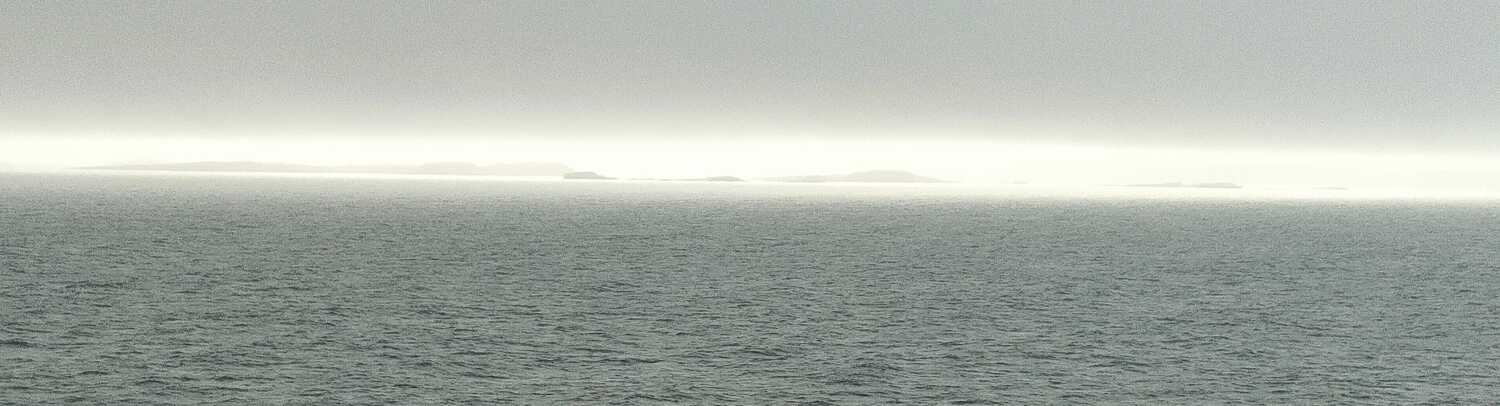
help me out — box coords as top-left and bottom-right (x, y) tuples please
(2, 172), (1498, 404)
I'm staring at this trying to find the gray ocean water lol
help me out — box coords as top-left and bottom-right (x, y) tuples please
(3, 172), (1499, 404)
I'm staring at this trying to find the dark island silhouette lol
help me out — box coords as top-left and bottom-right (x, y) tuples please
(562, 171), (615, 180)
(80, 161), (573, 176)
(767, 170), (944, 184)
(1126, 181), (1243, 189)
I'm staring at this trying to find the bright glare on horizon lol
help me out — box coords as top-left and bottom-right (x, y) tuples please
(4, 134), (1499, 197)
(5, 3), (1498, 199)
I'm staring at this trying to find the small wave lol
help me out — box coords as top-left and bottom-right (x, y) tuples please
(605, 357), (664, 365)
(458, 371), (507, 379)
(62, 280), (127, 290)
(733, 346), (791, 359)
(0, 339), (33, 348)
(135, 378), (170, 386)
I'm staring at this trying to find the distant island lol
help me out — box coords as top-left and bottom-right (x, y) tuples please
(1126, 182), (1243, 189)
(81, 162), (951, 185)
(630, 176), (745, 182)
(79, 161), (573, 177)
(767, 170), (944, 184)
(562, 171), (615, 180)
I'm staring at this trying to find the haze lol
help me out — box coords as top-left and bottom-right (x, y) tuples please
(3, 1), (1498, 193)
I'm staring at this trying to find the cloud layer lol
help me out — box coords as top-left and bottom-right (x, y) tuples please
(3, 1), (1498, 151)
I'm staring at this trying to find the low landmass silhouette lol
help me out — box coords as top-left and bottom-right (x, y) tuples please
(562, 171), (615, 180)
(1126, 181), (1243, 189)
(768, 170), (944, 184)
(630, 176), (746, 182)
(81, 161), (573, 176)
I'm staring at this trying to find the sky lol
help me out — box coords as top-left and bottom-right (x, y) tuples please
(3, 1), (1499, 189)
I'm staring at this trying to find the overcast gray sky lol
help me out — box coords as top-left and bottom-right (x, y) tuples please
(3, 1), (1499, 152)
